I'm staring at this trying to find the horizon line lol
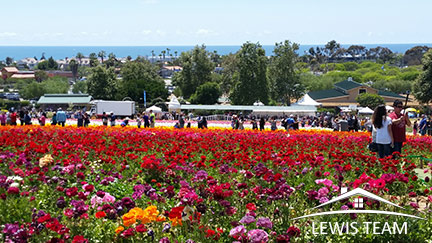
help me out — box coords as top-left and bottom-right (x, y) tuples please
(0, 42), (432, 47)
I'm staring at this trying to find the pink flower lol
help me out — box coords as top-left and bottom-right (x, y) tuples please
(229, 225), (246, 237)
(315, 179), (333, 187)
(247, 229), (269, 243)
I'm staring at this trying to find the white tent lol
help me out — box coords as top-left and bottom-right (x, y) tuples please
(296, 94), (322, 106)
(146, 105), (162, 113)
(167, 96), (181, 112)
(386, 105), (394, 111)
(358, 107), (374, 114)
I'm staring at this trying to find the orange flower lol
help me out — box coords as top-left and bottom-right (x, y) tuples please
(115, 226), (124, 234)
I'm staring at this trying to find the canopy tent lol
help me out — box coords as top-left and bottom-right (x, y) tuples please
(386, 105), (394, 111)
(296, 94), (322, 106)
(253, 101), (264, 106)
(358, 107), (374, 114)
(146, 105), (162, 113)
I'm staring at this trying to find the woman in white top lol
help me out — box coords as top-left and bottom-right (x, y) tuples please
(372, 105), (394, 158)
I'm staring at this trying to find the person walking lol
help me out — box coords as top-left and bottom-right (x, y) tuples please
(76, 110), (84, 127)
(110, 112), (116, 127)
(179, 114), (185, 129)
(143, 112), (150, 128)
(149, 110), (155, 128)
(372, 105), (394, 158)
(51, 112), (57, 126)
(10, 110), (17, 126)
(259, 117), (266, 131)
(389, 100), (411, 154)
(102, 112), (108, 126)
(56, 108), (67, 127)
(38, 112), (46, 126)
(0, 111), (6, 126)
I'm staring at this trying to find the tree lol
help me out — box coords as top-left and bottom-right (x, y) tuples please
(89, 53), (99, 67)
(268, 40), (304, 105)
(37, 60), (49, 70)
(324, 40), (341, 60)
(98, 51), (106, 64)
(20, 81), (45, 99)
(230, 42), (268, 105)
(76, 52), (84, 65)
(69, 59), (79, 81)
(190, 82), (221, 104)
(403, 46), (430, 66)
(120, 60), (168, 103)
(5, 57), (13, 66)
(35, 70), (48, 82)
(356, 93), (384, 109)
(347, 45), (367, 61)
(47, 57), (58, 70)
(219, 53), (238, 94)
(87, 66), (117, 100)
(72, 81), (88, 94)
(367, 46), (394, 63)
(41, 77), (69, 94)
(413, 49), (432, 104)
(172, 45), (214, 99)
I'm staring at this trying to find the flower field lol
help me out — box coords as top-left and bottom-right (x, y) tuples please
(1, 126), (432, 242)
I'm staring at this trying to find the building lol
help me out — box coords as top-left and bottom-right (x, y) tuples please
(37, 94), (93, 110)
(46, 71), (74, 79)
(16, 57), (39, 70)
(307, 78), (412, 107)
(1, 67), (35, 80)
(159, 65), (182, 78)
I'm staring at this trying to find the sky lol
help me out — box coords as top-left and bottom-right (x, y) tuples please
(1, 0), (431, 46)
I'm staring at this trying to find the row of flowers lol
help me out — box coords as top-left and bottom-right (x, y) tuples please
(0, 126), (431, 242)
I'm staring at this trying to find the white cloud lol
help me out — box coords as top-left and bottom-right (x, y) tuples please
(0, 32), (17, 37)
(196, 29), (218, 36)
(156, 30), (166, 36)
(141, 30), (152, 35)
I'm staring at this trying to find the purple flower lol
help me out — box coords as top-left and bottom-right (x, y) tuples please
(256, 217), (273, 229)
(239, 215), (255, 225)
(229, 225), (246, 237)
(159, 237), (170, 243)
(341, 205), (349, 210)
(247, 229), (269, 243)
(194, 170), (208, 181)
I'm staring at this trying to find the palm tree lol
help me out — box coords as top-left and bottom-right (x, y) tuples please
(69, 59), (78, 81)
(76, 52), (84, 65)
(151, 50), (155, 63)
(98, 51), (106, 64)
(161, 50), (166, 62)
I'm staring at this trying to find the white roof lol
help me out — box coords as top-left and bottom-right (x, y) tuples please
(296, 94), (322, 106)
(146, 105), (162, 112)
(358, 107), (374, 114)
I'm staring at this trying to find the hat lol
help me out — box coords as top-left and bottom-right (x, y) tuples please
(290, 114), (294, 118)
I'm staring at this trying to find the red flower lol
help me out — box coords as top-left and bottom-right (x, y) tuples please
(84, 184), (94, 192)
(95, 211), (106, 219)
(7, 187), (20, 195)
(287, 226), (301, 238)
(38, 214), (52, 223)
(246, 203), (257, 211)
(136, 224), (147, 233)
(72, 235), (88, 243)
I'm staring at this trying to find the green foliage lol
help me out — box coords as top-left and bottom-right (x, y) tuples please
(190, 82), (221, 104)
(343, 62), (359, 71)
(72, 81), (88, 94)
(413, 49), (432, 104)
(324, 71), (363, 83)
(0, 99), (25, 110)
(372, 79), (412, 94)
(300, 73), (335, 91)
(37, 57), (58, 70)
(119, 60), (168, 103)
(87, 66), (118, 100)
(35, 70), (48, 82)
(172, 45), (214, 99)
(230, 42), (268, 105)
(68, 59), (79, 81)
(19, 77), (68, 100)
(356, 93), (384, 109)
(219, 53), (239, 95)
(268, 40), (303, 105)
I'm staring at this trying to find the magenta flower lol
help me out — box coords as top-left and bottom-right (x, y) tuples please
(247, 229), (269, 243)
(229, 225), (246, 237)
(256, 217), (273, 229)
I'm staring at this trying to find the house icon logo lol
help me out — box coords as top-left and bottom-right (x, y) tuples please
(292, 187), (425, 220)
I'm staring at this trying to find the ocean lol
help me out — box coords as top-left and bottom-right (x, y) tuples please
(1, 44), (431, 60)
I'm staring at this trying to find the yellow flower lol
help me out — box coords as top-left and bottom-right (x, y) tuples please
(115, 226), (124, 234)
(39, 154), (54, 167)
(122, 212), (137, 227)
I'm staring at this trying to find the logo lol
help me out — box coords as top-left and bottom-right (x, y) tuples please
(293, 187), (425, 235)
